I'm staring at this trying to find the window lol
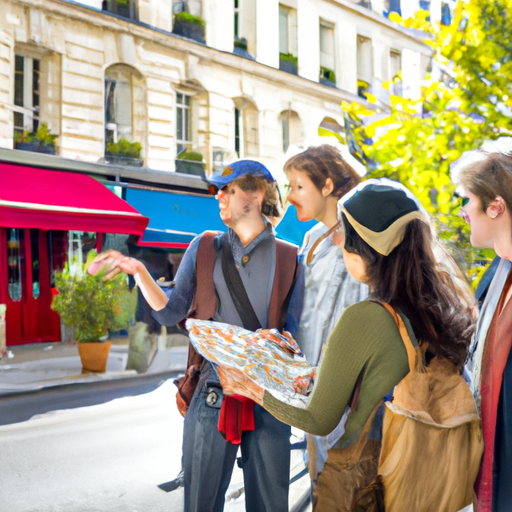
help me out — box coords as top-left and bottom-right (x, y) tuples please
(279, 5), (298, 73)
(357, 36), (373, 97)
(13, 55), (40, 137)
(235, 107), (243, 157)
(233, 99), (259, 157)
(389, 50), (402, 96)
(7, 229), (25, 302)
(441, 2), (452, 25)
(102, 0), (138, 20)
(384, 0), (401, 15)
(234, 0), (240, 39)
(320, 22), (336, 85)
(104, 64), (145, 152)
(280, 110), (302, 153)
(176, 93), (192, 151)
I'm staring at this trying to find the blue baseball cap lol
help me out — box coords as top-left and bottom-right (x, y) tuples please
(208, 160), (276, 188)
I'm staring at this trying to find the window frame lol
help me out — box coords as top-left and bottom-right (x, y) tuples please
(13, 54), (40, 136)
(176, 92), (192, 151)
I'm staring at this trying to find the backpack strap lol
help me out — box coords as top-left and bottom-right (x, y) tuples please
(379, 302), (416, 373)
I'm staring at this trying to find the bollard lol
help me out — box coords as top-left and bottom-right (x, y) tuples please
(0, 304), (6, 358)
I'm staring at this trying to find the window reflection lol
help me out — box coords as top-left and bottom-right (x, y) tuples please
(30, 229), (40, 299)
(7, 229), (24, 301)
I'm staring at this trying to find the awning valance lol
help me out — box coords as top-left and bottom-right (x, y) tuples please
(125, 188), (226, 248)
(0, 162), (149, 235)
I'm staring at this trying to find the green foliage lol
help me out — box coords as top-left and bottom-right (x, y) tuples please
(279, 52), (298, 67)
(343, 0), (512, 288)
(14, 123), (57, 146)
(234, 37), (248, 50)
(51, 251), (137, 343)
(106, 137), (142, 159)
(320, 67), (336, 83)
(176, 150), (204, 162)
(173, 11), (205, 27)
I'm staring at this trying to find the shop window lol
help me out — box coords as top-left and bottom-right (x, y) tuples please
(13, 55), (40, 137)
(176, 92), (192, 152)
(357, 36), (373, 98)
(7, 229), (25, 302)
(389, 50), (402, 96)
(30, 229), (40, 299)
(102, 0), (138, 20)
(279, 5), (298, 74)
(48, 231), (67, 287)
(319, 22), (336, 87)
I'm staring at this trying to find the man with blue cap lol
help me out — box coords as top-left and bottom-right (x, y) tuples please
(94, 160), (299, 512)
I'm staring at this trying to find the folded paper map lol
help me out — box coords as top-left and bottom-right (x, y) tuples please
(186, 319), (315, 408)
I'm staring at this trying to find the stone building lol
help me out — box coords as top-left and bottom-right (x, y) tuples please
(0, 0), (439, 186)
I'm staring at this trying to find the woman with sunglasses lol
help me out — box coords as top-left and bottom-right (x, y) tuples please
(457, 151), (512, 512)
(218, 179), (476, 511)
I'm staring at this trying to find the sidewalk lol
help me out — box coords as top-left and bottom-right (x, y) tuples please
(0, 338), (188, 395)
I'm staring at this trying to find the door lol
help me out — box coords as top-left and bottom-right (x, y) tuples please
(0, 228), (62, 345)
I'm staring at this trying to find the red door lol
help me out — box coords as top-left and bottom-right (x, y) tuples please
(0, 228), (61, 346)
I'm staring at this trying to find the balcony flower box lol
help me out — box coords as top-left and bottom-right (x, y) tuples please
(279, 53), (298, 75)
(173, 12), (205, 44)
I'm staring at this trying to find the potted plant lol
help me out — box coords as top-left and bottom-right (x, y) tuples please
(320, 67), (337, 87)
(172, 12), (205, 44)
(14, 123), (58, 155)
(233, 37), (255, 60)
(175, 150), (206, 178)
(279, 53), (298, 75)
(105, 137), (143, 167)
(51, 251), (137, 373)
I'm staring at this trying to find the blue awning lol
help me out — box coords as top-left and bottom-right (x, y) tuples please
(125, 188), (226, 248)
(275, 205), (316, 246)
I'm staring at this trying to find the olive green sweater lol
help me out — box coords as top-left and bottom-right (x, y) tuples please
(263, 301), (416, 448)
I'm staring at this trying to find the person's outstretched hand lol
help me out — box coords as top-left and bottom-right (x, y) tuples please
(218, 366), (265, 405)
(88, 249), (144, 280)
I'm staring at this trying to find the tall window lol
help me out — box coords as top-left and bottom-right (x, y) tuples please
(357, 36), (373, 98)
(235, 107), (243, 157)
(105, 76), (132, 145)
(7, 229), (25, 302)
(176, 92), (192, 151)
(441, 2), (452, 25)
(279, 5), (298, 72)
(102, 0), (138, 20)
(234, 0), (240, 39)
(384, 0), (401, 15)
(13, 55), (40, 137)
(319, 22), (336, 85)
(389, 50), (402, 96)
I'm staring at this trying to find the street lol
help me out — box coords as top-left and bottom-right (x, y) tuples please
(0, 380), (184, 512)
(0, 379), (310, 512)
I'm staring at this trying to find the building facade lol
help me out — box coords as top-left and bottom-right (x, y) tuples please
(1, 0), (436, 184)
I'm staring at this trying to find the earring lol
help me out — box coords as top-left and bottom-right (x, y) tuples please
(489, 209), (498, 219)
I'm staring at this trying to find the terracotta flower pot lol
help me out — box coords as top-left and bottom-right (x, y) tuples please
(78, 341), (112, 373)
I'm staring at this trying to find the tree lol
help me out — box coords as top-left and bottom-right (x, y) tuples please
(343, 0), (512, 285)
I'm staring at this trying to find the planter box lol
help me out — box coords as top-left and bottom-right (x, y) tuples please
(173, 20), (205, 44)
(104, 154), (143, 167)
(175, 159), (206, 178)
(320, 77), (337, 88)
(279, 57), (298, 75)
(15, 141), (56, 155)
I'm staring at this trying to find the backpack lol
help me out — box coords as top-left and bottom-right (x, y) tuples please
(355, 302), (483, 512)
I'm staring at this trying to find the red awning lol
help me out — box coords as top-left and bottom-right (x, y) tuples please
(0, 162), (149, 234)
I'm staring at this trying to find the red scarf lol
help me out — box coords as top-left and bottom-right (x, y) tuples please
(218, 395), (255, 444)
(475, 274), (512, 511)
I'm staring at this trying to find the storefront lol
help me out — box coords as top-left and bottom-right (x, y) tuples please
(0, 160), (149, 346)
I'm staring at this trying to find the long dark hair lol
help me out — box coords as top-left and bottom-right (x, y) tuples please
(342, 214), (475, 367)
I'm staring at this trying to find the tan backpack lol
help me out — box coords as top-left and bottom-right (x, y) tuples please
(356, 303), (483, 512)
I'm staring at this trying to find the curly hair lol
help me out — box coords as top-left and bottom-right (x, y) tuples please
(284, 145), (361, 198)
(342, 215), (476, 367)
